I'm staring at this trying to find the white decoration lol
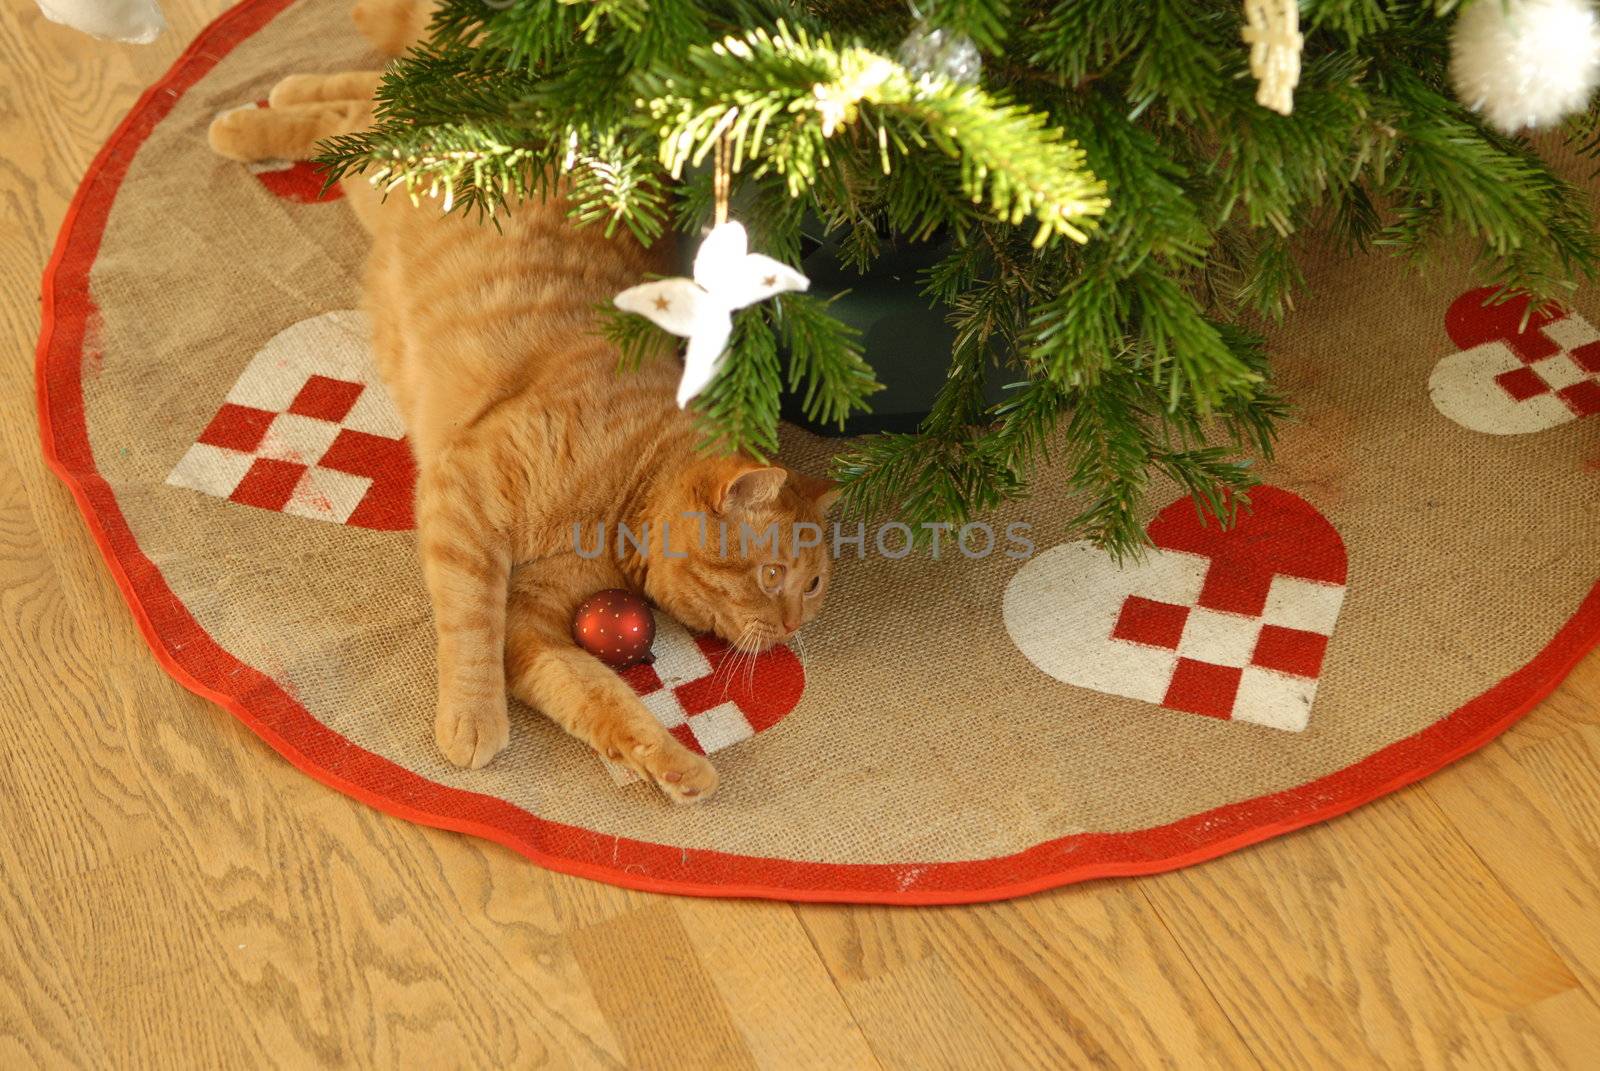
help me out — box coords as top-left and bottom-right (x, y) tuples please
(1450, 0), (1600, 133)
(1242, 0), (1303, 116)
(35, 0), (165, 43)
(615, 221), (809, 407)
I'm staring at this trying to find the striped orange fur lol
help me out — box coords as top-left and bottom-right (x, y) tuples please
(206, 0), (837, 803)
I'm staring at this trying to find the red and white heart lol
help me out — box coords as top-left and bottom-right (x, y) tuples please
(1430, 286), (1600, 435)
(1003, 486), (1347, 732)
(217, 101), (345, 204)
(604, 612), (806, 781)
(166, 310), (416, 530)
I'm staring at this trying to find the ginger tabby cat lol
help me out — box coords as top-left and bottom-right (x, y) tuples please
(208, 0), (836, 803)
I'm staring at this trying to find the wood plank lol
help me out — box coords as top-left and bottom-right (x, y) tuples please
(833, 953), (1009, 1071)
(1140, 786), (1581, 1068)
(1486, 987), (1600, 1069)
(799, 887), (1260, 1069)
(0, 823), (109, 1069)
(566, 902), (758, 1070)
(1426, 727), (1600, 1001)
(672, 898), (882, 1070)
(86, 972), (259, 1071)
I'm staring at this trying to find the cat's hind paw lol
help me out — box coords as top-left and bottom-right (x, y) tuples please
(268, 72), (383, 109)
(207, 106), (265, 162)
(267, 73), (334, 109)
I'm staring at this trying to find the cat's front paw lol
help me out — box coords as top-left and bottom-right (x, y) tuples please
(435, 700), (509, 769)
(615, 733), (719, 805)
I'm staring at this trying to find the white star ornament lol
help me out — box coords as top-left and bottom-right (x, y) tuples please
(614, 221), (810, 407)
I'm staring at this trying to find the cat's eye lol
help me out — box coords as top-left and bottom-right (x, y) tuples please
(804, 575), (822, 596)
(758, 563), (786, 593)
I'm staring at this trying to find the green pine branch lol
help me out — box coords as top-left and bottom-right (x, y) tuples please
(316, 0), (1600, 560)
(636, 22), (1108, 245)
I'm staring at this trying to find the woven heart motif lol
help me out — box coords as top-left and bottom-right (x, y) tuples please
(603, 612), (806, 781)
(166, 310), (415, 529)
(1430, 287), (1600, 435)
(1003, 486), (1347, 732)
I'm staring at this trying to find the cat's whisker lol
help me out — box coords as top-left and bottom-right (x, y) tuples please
(747, 624), (777, 690)
(742, 635), (758, 692)
(713, 623), (759, 696)
(743, 628), (765, 691)
(716, 641), (745, 695)
(710, 639), (740, 693)
(737, 625), (767, 693)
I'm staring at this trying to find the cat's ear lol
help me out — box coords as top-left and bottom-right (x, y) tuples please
(709, 463), (788, 515)
(786, 470), (841, 514)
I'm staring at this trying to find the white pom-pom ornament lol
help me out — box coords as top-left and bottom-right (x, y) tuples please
(1450, 0), (1600, 133)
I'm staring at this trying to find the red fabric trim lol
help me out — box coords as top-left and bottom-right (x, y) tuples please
(35, 0), (1600, 905)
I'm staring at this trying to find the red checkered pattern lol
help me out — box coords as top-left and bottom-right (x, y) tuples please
(604, 613), (805, 781)
(1004, 486), (1348, 733)
(1117, 486), (1346, 729)
(1111, 594), (1333, 721)
(1447, 288), (1600, 419)
(167, 311), (415, 530)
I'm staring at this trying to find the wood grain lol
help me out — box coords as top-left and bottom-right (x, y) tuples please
(796, 891), (1259, 1069)
(1137, 788), (1582, 1068)
(2, 2), (1598, 1068)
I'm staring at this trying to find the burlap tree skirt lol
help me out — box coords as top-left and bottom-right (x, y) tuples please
(37, 0), (1600, 903)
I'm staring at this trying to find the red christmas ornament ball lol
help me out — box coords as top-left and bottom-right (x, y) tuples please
(572, 589), (657, 668)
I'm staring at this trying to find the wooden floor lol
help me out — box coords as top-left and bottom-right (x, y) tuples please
(5, 3), (1600, 1068)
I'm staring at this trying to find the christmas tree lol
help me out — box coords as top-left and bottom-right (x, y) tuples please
(322, 0), (1600, 555)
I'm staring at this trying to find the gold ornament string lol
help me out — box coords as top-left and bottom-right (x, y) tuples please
(1242, 0), (1303, 116)
(712, 133), (732, 226)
